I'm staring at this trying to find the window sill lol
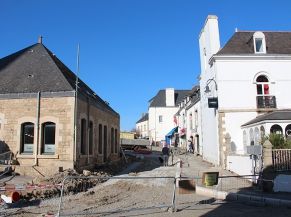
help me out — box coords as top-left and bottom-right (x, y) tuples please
(37, 154), (59, 159)
(79, 154), (95, 158)
(17, 154), (34, 159)
(17, 154), (59, 159)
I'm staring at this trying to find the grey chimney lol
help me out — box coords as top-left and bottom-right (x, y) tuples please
(38, 35), (43, 44)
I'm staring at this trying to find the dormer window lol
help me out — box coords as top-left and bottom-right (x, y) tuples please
(253, 32), (266, 54)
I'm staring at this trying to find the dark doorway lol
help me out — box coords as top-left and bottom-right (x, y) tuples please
(195, 135), (199, 154)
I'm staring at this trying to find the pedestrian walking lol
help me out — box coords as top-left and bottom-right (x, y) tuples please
(162, 145), (170, 166)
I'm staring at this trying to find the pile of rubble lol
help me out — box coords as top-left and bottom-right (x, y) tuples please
(23, 160), (128, 200)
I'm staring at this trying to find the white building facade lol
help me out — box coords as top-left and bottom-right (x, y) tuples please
(148, 88), (190, 144)
(136, 113), (149, 139)
(199, 15), (291, 174)
(175, 86), (202, 153)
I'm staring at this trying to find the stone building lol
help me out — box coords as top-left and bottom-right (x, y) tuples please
(0, 39), (120, 176)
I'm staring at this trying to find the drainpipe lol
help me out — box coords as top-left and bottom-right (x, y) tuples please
(87, 97), (90, 165)
(34, 91), (41, 166)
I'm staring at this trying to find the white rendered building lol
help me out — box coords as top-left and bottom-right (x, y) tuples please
(199, 15), (291, 174)
(175, 86), (202, 153)
(148, 88), (190, 144)
(136, 113), (149, 139)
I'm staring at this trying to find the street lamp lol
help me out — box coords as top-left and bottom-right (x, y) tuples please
(204, 78), (218, 93)
(205, 78), (218, 108)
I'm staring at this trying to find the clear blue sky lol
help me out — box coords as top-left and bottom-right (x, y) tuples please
(1, 0), (291, 131)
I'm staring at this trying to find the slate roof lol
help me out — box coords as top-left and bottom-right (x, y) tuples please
(136, 113), (148, 124)
(242, 110), (291, 127)
(217, 32), (291, 55)
(149, 89), (191, 107)
(0, 42), (118, 116)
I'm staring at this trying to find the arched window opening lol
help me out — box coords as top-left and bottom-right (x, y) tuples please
(111, 127), (114, 154)
(80, 119), (87, 155)
(114, 129), (118, 153)
(21, 122), (34, 154)
(270, 124), (283, 135)
(243, 130), (247, 153)
(260, 126), (265, 142)
(285, 124), (291, 138)
(253, 32), (266, 54)
(249, 128), (254, 146)
(98, 124), (102, 154)
(89, 121), (93, 155)
(256, 75), (269, 96)
(254, 127), (260, 145)
(42, 122), (56, 154)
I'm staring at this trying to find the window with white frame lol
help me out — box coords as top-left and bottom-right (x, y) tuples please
(253, 32), (266, 54)
(256, 75), (270, 96)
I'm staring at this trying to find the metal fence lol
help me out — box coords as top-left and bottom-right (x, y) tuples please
(0, 151), (12, 165)
(272, 149), (291, 171)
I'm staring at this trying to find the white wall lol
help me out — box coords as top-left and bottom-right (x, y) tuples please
(227, 155), (253, 176)
(216, 59), (291, 110)
(199, 15), (221, 165)
(224, 112), (257, 154)
(148, 107), (178, 142)
(136, 120), (149, 138)
(186, 101), (202, 154)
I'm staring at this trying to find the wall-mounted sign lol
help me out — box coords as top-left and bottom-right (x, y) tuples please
(208, 97), (218, 108)
(202, 172), (219, 186)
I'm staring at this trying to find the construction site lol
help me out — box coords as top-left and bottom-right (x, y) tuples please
(0, 144), (291, 217)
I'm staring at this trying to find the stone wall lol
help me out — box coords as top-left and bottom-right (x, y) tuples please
(76, 97), (120, 169)
(0, 93), (120, 176)
(0, 95), (75, 176)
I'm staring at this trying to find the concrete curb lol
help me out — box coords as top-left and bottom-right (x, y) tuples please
(195, 185), (291, 208)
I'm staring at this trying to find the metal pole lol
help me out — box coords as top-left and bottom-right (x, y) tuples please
(57, 176), (69, 217)
(171, 177), (176, 212)
(73, 44), (80, 164)
(34, 91), (41, 166)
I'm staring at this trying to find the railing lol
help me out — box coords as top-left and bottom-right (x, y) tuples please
(272, 149), (291, 171)
(256, 96), (276, 109)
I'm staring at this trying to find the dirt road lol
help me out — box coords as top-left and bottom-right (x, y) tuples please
(1, 151), (291, 216)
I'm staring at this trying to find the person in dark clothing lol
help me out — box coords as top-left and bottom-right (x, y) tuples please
(162, 146), (170, 166)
